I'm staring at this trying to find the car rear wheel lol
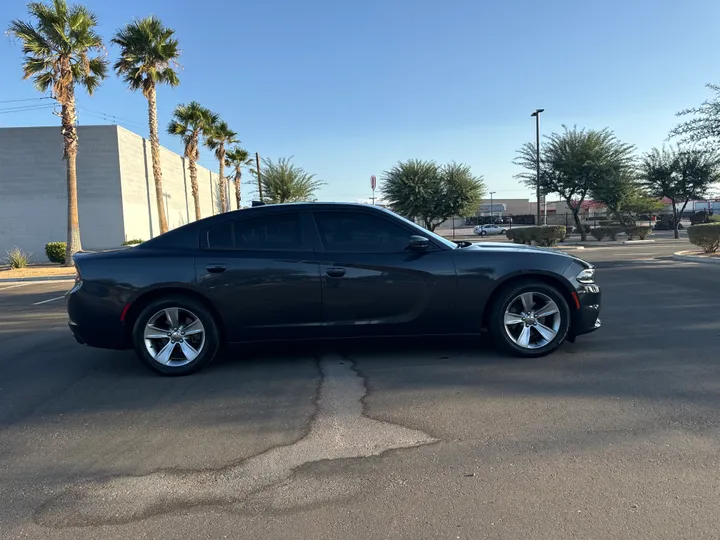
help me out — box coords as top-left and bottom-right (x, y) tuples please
(132, 296), (220, 376)
(489, 281), (570, 357)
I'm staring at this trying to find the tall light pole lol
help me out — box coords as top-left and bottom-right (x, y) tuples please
(530, 108), (545, 225)
(489, 191), (496, 222)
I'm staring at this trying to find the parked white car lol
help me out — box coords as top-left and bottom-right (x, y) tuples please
(474, 224), (507, 236)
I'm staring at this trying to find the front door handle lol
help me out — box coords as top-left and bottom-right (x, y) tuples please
(206, 264), (227, 274)
(325, 267), (346, 278)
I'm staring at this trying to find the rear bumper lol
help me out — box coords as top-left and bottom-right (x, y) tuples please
(67, 281), (130, 350)
(571, 284), (602, 337)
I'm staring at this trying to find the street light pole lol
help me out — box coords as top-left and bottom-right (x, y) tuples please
(490, 191), (496, 222)
(530, 108), (545, 225)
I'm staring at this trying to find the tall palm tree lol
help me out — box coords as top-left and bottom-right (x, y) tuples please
(225, 147), (254, 210)
(112, 16), (180, 234)
(205, 120), (238, 213)
(8, 0), (108, 266)
(167, 102), (217, 221)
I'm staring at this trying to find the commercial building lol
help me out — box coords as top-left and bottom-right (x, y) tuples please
(0, 125), (231, 260)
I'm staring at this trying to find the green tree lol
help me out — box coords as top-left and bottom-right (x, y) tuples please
(640, 146), (720, 239)
(204, 120), (238, 213)
(167, 102), (217, 221)
(515, 126), (635, 241)
(670, 83), (720, 147)
(8, 0), (108, 265)
(253, 157), (324, 204)
(381, 160), (485, 231)
(225, 147), (254, 210)
(112, 16), (180, 234)
(590, 172), (663, 226)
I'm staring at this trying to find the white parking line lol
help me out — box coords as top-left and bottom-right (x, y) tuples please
(32, 295), (66, 306)
(0, 282), (32, 290)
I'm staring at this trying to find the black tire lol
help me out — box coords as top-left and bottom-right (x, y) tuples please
(132, 295), (221, 376)
(500, 229), (506, 235)
(488, 280), (571, 358)
(480, 230), (487, 236)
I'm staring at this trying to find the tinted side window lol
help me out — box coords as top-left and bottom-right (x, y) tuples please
(313, 211), (413, 253)
(205, 223), (233, 249)
(234, 213), (303, 250)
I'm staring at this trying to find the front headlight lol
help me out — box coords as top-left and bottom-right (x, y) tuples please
(576, 267), (595, 284)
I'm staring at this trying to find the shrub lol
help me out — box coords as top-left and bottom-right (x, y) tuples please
(710, 214), (720, 223)
(533, 225), (566, 246)
(5, 246), (32, 268)
(122, 239), (144, 246)
(625, 226), (652, 240)
(590, 228), (606, 241)
(510, 226), (566, 247)
(687, 223), (720, 253)
(45, 242), (67, 263)
(604, 226), (625, 241)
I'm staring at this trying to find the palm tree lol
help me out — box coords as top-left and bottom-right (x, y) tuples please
(225, 147), (254, 210)
(257, 157), (325, 204)
(112, 16), (180, 234)
(167, 102), (217, 221)
(205, 120), (238, 213)
(8, 0), (108, 266)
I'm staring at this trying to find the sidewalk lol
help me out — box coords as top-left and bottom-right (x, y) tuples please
(0, 264), (75, 283)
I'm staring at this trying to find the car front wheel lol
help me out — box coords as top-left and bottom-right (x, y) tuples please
(132, 296), (221, 376)
(489, 281), (570, 357)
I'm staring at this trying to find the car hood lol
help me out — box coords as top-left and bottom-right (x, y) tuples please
(461, 241), (592, 267)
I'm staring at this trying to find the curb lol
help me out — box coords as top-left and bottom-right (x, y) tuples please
(623, 240), (656, 244)
(554, 245), (585, 251)
(0, 276), (74, 284)
(672, 251), (720, 265)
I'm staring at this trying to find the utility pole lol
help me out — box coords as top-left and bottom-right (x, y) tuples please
(255, 152), (263, 202)
(531, 108), (545, 225)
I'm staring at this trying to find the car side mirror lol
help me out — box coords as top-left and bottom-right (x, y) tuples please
(408, 235), (430, 250)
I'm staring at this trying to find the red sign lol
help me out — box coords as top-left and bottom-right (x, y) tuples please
(371, 175), (376, 190)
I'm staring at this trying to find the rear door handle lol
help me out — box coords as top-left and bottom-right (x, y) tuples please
(206, 264), (227, 274)
(325, 267), (346, 278)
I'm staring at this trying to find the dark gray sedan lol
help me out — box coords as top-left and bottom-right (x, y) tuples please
(66, 203), (601, 375)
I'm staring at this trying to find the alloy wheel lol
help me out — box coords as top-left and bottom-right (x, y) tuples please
(503, 291), (561, 349)
(143, 307), (206, 367)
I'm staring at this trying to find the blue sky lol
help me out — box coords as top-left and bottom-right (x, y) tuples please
(2, 0), (720, 203)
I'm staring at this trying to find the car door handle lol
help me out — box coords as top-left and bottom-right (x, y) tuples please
(325, 267), (346, 278)
(206, 264), (227, 274)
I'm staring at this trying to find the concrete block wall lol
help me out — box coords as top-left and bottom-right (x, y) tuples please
(117, 125), (224, 243)
(0, 126), (124, 259)
(0, 125), (230, 261)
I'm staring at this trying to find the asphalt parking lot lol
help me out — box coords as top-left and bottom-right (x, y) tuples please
(2, 239), (720, 540)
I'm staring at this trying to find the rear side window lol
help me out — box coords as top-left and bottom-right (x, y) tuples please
(234, 214), (302, 250)
(202, 213), (303, 250)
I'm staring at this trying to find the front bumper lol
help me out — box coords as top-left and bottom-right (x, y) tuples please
(571, 284), (602, 337)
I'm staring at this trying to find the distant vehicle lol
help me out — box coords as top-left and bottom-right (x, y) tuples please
(67, 203), (601, 376)
(474, 224), (507, 236)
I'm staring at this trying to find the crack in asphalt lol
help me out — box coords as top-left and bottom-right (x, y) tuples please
(35, 354), (438, 527)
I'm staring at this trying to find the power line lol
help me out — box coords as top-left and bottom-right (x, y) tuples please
(0, 96), (52, 104)
(0, 104), (55, 115)
(76, 107), (147, 130)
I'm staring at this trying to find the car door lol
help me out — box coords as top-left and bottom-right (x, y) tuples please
(311, 209), (458, 337)
(194, 210), (322, 342)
